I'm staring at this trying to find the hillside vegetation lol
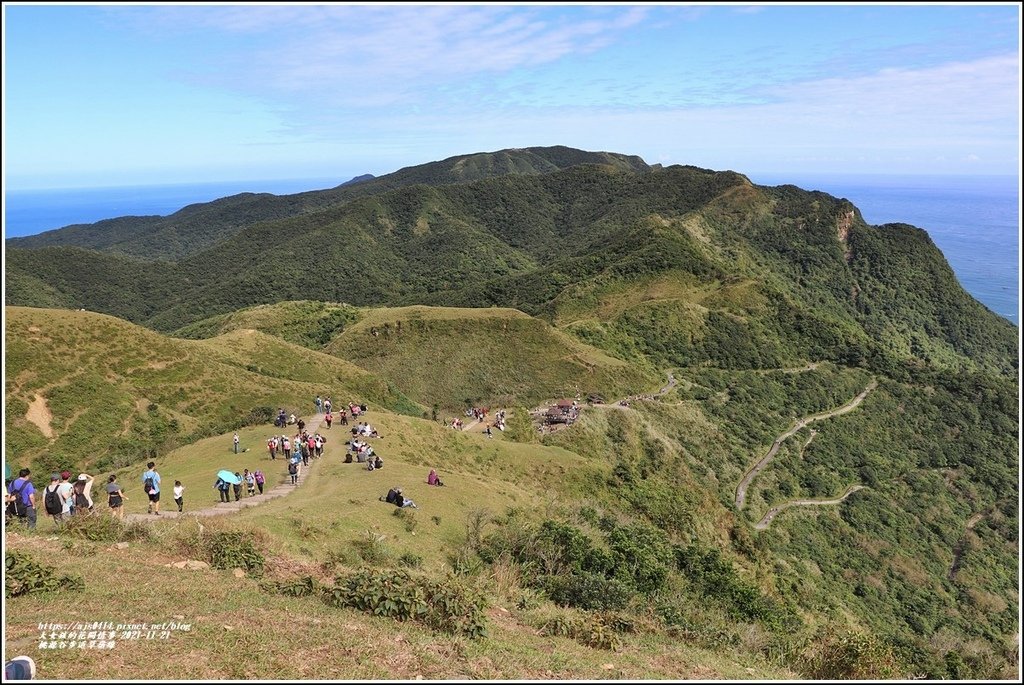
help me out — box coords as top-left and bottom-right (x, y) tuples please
(324, 306), (658, 412)
(4, 306), (421, 476)
(3, 146), (1018, 681)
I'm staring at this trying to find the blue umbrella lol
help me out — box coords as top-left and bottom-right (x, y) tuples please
(217, 469), (242, 485)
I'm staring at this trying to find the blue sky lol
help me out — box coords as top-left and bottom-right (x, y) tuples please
(3, 2), (1020, 189)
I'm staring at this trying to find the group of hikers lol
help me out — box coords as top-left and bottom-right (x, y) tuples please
(213, 468), (266, 502)
(6, 394), (461, 529)
(4, 461), (185, 525)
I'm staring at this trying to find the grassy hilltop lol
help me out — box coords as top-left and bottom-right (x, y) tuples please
(3, 146), (1018, 680)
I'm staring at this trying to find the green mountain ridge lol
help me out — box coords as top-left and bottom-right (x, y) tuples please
(6, 146), (648, 261)
(3, 146), (1018, 680)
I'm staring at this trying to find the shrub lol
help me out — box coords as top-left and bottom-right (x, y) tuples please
(399, 552), (423, 569)
(6, 550), (84, 598)
(60, 513), (152, 543)
(798, 628), (903, 680)
(325, 569), (488, 639)
(352, 529), (389, 564)
(392, 507), (419, 533)
(206, 531), (265, 577)
(541, 611), (622, 651)
(541, 572), (632, 611)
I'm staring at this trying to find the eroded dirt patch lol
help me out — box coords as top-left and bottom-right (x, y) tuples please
(26, 393), (55, 438)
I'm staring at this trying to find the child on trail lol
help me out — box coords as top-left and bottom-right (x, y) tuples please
(254, 470), (265, 495)
(173, 481), (185, 512)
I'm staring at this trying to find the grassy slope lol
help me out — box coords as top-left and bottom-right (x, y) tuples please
(323, 306), (659, 412)
(4, 307), (421, 475)
(7, 407), (798, 680)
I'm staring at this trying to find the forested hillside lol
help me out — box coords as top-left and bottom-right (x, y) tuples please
(4, 147), (1017, 680)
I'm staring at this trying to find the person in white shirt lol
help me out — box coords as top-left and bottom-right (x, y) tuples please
(173, 481), (185, 513)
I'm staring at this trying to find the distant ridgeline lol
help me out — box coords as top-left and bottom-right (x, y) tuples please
(4, 146), (1019, 679)
(5, 145), (1015, 376)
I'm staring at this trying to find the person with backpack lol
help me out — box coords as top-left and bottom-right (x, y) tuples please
(287, 459), (299, 485)
(43, 474), (65, 525)
(105, 475), (127, 519)
(243, 470), (256, 497)
(214, 477), (231, 503)
(324, 411), (332, 429)
(232, 472), (242, 501)
(73, 474), (95, 515)
(267, 436), (278, 461)
(7, 469), (36, 528)
(141, 461), (161, 516)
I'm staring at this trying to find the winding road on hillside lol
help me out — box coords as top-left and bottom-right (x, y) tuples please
(126, 412), (326, 523)
(734, 379), (878, 511)
(753, 485), (866, 530)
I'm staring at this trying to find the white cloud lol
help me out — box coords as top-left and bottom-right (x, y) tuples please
(144, 5), (650, 109)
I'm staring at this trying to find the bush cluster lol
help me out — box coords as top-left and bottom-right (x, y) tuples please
(6, 550), (84, 598)
(264, 569), (489, 639)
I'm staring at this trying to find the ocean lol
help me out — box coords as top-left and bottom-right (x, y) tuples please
(4, 173), (1020, 325)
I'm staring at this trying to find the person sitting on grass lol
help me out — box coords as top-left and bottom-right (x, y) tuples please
(427, 469), (444, 486)
(380, 487), (417, 509)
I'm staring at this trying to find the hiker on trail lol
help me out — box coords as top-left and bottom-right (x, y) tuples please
(254, 470), (265, 495)
(73, 474), (95, 515)
(427, 469), (444, 487)
(297, 418), (305, 434)
(282, 436), (292, 460)
(215, 476), (231, 503)
(268, 436), (278, 460)
(339, 409), (348, 426)
(315, 395), (323, 414)
(276, 408), (287, 428)
(142, 461), (162, 516)
(233, 433), (240, 454)
(325, 411), (333, 429)
(58, 471), (74, 517)
(288, 460), (299, 485)
(314, 434), (324, 458)
(244, 469), (256, 497)
(232, 473), (242, 501)
(324, 397), (332, 414)
(106, 475), (126, 519)
(173, 481), (185, 513)
(43, 474), (65, 525)
(299, 439), (310, 466)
